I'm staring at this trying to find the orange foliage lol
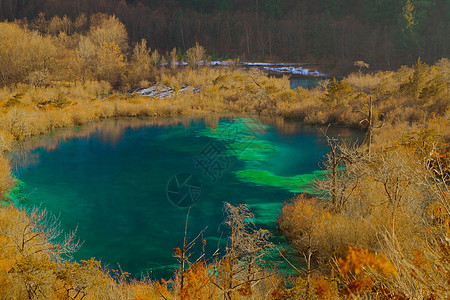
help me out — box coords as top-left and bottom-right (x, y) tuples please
(338, 247), (397, 296)
(237, 283), (253, 296)
(339, 247), (397, 277)
(312, 276), (335, 299)
(412, 249), (425, 267)
(178, 263), (211, 300)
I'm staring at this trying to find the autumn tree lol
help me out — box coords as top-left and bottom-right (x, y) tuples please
(356, 96), (384, 156)
(0, 107), (31, 140)
(355, 144), (450, 298)
(172, 207), (209, 298)
(55, 258), (117, 299)
(88, 14), (129, 53)
(0, 206), (81, 298)
(186, 42), (206, 69)
(74, 15), (129, 86)
(278, 195), (328, 280)
(315, 132), (361, 212)
(128, 39), (157, 86)
(323, 78), (355, 107)
(46, 15), (74, 35)
(167, 47), (180, 70)
(95, 42), (126, 86)
(0, 23), (57, 86)
(278, 194), (370, 298)
(212, 202), (276, 299)
(76, 36), (97, 82)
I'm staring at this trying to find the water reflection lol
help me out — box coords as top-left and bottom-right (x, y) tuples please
(9, 118), (206, 173)
(261, 116), (361, 137)
(10, 116), (361, 176)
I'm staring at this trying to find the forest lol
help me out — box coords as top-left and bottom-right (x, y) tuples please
(0, 4), (449, 300)
(0, 0), (449, 71)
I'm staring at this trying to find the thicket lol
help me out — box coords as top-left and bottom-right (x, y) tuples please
(1, 0), (449, 69)
(0, 14), (449, 299)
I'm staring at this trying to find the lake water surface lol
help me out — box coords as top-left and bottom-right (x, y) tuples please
(9, 117), (359, 279)
(290, 77), (319, 90)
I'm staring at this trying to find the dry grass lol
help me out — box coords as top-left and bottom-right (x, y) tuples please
(346, 71), (383, 92)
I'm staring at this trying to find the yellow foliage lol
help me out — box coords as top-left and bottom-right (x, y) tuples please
(0, 22), (57, 86)
(323, 78), (355, 106)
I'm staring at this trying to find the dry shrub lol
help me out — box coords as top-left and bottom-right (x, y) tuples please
(44, 110), (73, 129)
(64, 104), (98, 125)
(0, 107), (32, 140)
(346, 72), (382, 92)
(130, 280), (166, 299)
(112, 101), (143, 117)
(138, 80), (151, 89)
(0, 156), (13, 196)
(279, 119), (438, 296)
(92, 101), (116, 118)
(373, 71), (401, 99)
(82, 80), (112, 99)
(278, 195), (372, 272)
(0, 130), (14, 152)
(303, 108), (329, 124)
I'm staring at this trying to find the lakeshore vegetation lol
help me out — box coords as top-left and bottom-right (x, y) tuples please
(0, 0), (449, 70)
(0, 14), (449, 299)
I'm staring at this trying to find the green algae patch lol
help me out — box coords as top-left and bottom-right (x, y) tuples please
(234, 169), (324, 193)
(197, 118), (267, 142)
(231, 139), (278, 162)
(196, 118), (278, 164)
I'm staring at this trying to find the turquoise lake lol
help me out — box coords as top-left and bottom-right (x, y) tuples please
(9, 117), (359, 279)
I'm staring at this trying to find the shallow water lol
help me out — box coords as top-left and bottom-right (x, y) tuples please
(289, 77), (319, 90)
(9, 117), (360, 279)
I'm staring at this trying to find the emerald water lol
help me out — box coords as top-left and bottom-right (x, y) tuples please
(9, 117), (359, 279)
(289, 77), (319, 89)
